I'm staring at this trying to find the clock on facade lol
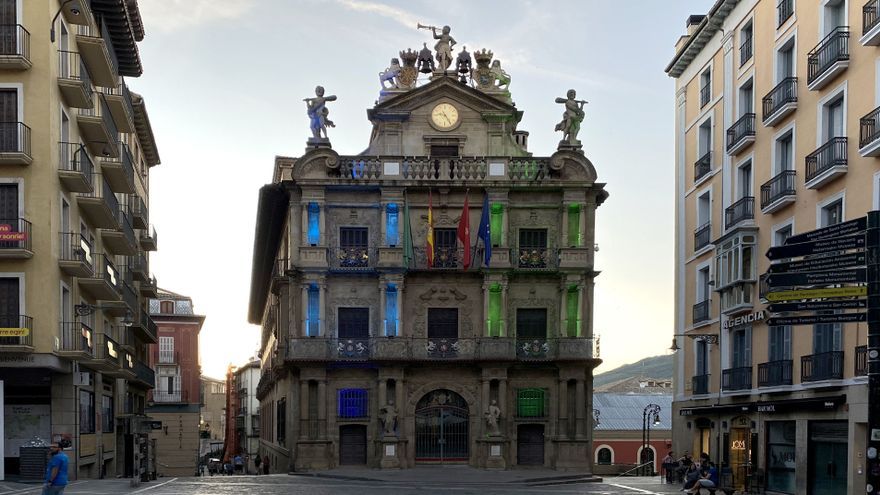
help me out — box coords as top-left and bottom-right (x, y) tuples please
(430, 103), (459, 130)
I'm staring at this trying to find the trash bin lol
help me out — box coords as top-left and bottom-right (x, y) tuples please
(19, 437), (50, 481)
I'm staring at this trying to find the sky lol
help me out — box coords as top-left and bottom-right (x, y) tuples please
(132, 0), (713, 379)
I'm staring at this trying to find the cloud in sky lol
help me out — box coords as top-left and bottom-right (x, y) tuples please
(138, 0), (255, 32)
(335, 0), (432, 30)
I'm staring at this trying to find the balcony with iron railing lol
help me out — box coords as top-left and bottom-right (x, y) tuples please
(158, 350), (179, 365)
(87, 333), (122, 374)
(152, 389), (188, 403)
(762, 77), (798, 126)
(129, 194), (148, 229)
(57, 50), (92, 108)
(778, 0), (794, 27)
(132, 309), (157, 343)
(726, 113), (756, 155)
(0, 122), (32, 165)
(863, 0), (880, 45)
(101, 142), (135, 194)
(692, 374), (710, 395)
(77, 92), (119, 158)
(722, 366), (752, 391)
(860, 105), (880, 156)
(758, 359), (793, 387)
(329, 247), (376, 271)
(807, 27), (850, 90)
(140, 224), (157, 251)
(77, 253), (121, 302)
(59, 232), (94, 277)
(58, 142), (94, 192)
(700, 83), (711, 108)
(801, 351), (844, 382)
(0, 218), (32, 259)
(139, 274), (158, 298)
(0, 24), (30, 70)
(694, 151), (712, 183)
(805, 137), (847, 189)
(857, 345), (868, 376)
(692, 300), (710, 325)
(740, 36), (753, 67)
(132, 359), (155, 388)
(99, 80), (135, 132)
(694, 222), (712, 251)
(410, 247), (472, 270)
(100, 210), (136, 256)
(516, 247), (556, 270)
(725, 196), (754, 229)
(760, 169), (796, 213)
(55, 321), (94, 359)
(74, 18), (118, 87)
(0, 314), (33, 350)
(77, 173), (120, 229)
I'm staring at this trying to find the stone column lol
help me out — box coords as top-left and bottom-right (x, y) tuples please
(378, 379), (387, 409)
(558, 280), (569, 338)
(317, 380), (327, 438)
(575, 379), (585, 439)
(561, 204), (569, 247)
(379, 281), (388, 335)
(500, 279), (508, 337)
(300, 284), (309, 336)
(481, 379), (491, 434)
(318, 279), (327, 337)
(299, 381), (309, 439)
(557, 378), (568, 438)
(498, 378), (507, 426)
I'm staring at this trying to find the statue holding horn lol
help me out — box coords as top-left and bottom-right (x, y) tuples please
(418, 23), (456, 72)
(555, 89), (588, 146)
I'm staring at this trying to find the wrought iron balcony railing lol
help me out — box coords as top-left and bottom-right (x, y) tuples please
(330, 247), (375, 270)
(700, 83), (711, 108)
(694, 222), (711, 251)
(860, 106), (880, 149)
(726, 113), (755, 153)
(805, 137), (847, 183)
(801, 351), (844, 382)
(740, 36), (753, 67)
(725, 196), (754, 229)
(865, 0), (880, 35)
(856, 345), (868, 376)
(692, 300), (710, 324)
(0, 24), (30, 63)
(758, 359), (793, 387)
(807, 27), (850, 86)
(57, 321), (94, 356)
(694, 151), (712, 182)
(0, 217), (31, 253)
(0, 122), (31, 158)
(692, 374), (710, 395)
(722, 366), (752, 391)
(134, 359), (155, 388)
(58, 50), (92, 88)
(778, 0), (794, 27)
(516, 247), (555, 270)
(760, 170), (796, 209)
(762, 77), (797, 123)
(58, 142), (94, 184)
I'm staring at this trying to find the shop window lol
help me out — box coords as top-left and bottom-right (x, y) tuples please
(337, 389), (368, 418)
(766, 421), (796, 493)
(101, 395), (113, 433)
(516, 388), (546, 417)
(79, 390), (95, 433)
(276, 397), (286, 445)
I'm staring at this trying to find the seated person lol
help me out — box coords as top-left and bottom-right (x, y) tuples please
(687, 461), (719, 494)
(683, 463), (702, 491)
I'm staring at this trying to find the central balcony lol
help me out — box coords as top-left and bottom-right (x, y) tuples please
(722, 366), (752, 391)
(58, 142), (94, 192)
(694, 151), (712, 183)
(411, 247), (473, 271)
(726, 113), (756, 155)
(516, 247), (556, 270)
(801, 351), (844, 382)
(724, 196), (754, 229)
(100, 142), (136, 194)
(335, 156), (558, 184)
(0, 24), (31, 70)
(329, 247), (376, 272)
(762, 77), (798, 126)
(859, 105), (880, 156)
(77, 253), (121, 301)
(152, 390), (188, 404)
(76, 173), (119, 229)
(758, 359), (793, 387)
(760, 170), (796, 213)
(0, 217), (32, 259)
(805, 137), (847, 189)
(807, 27), (850, 91)
(692, 373), (710, 395)
(57, 51), (92, 108)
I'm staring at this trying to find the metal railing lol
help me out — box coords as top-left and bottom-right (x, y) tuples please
(57, 321), (94, 355)
(692, 374), (710, 395)
(801, 351), (844, 382)
(0, 314), (33, 347)
(865, 0), (880, 35)
(516, 247), (555, 270)
(692, 300), (710, 324)
(80, 173), (120, 221)
(58, 142), (94, 180)
(725, 196), (754, 229)
(778, 0), (794, 27)
(78, 17), (118, 73)
(758, 359), (793, 387)
(760, 170), (796, 209)
(860, 105), (880, 149)
(694, 151), (711, 181)
(0, 24), (29, 61)
(139, 310), (157, 341)
(92, 252), (121, 289)
(336, 156), (553, 182)
(762, 77), (797, 122)
(59, 232), (94, 266)
(93, 332), (120, 365)
(857, 345), (868, 376)
(722, 366), (752, 391)
(104, 141), (135, 188)
(100, 80), (134, 116)
(0, 217), (30, 252)
(57, 50), (92, 90)
(805, 137), (847, 182)
(134, 359), (155, 387)
(152, 390), (187, 403)
(158, 350), (179, 364)
(726, 113), (755, 152)
(694, 222), (711, 251)
(329, 247), (375, 270)
(0, 122), (30, 156)
(740, 36), (753, 66)
(700, 83), (711, 108)
(79, 93), (119, 150)
(807, 27), (850, 85)
(411, 247), (469, 270)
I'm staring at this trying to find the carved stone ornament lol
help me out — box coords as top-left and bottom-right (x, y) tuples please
(472, 49), (494, 90)
(292, 147), (340, 181)
(398, 49), (419, 89)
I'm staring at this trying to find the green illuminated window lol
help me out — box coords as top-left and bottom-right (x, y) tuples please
(516, 388), (546, 417)
(567, 204), (581, 247)
(566, 285), (580, 337)
(488, 283), (503, 336)
(490, 203), (504, 246)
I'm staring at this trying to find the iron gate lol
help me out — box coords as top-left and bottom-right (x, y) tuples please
(415, 390), (469, 462)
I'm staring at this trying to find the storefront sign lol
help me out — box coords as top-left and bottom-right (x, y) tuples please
(765, 286), (867, 302)
(0, 328), (29, 337)
(731, 439), (747, 450)
(722, 311), (765, 330)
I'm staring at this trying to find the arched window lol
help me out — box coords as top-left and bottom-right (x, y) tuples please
(160, 301), (174, 314)
(597, 447), (612, 465)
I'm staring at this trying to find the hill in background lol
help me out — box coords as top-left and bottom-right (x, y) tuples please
(595, 354), (673, 388)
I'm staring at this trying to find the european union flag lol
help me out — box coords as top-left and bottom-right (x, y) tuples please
(478, 193), (491, 265)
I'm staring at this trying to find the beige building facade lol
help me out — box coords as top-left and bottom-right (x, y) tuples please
(668, 0), (879, 493)
(0, 0), (161, 481)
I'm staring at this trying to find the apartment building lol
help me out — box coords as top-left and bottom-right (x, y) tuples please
(0, 0), (161, 481)
(234, 358), (260, 472)
(146, 289), (204, 477)
(667, 0), (879, 493)
(249, 31), (606, 472)
(199, 376), (225, 459)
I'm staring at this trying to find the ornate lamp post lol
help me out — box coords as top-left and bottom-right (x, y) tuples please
(641, 403), (661, 476)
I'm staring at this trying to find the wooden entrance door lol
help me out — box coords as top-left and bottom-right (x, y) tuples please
(339, 425), (367, 465)
(517, 424), (545, 466)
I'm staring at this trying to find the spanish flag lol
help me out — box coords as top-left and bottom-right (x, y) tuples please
(426, 189), (434, 267)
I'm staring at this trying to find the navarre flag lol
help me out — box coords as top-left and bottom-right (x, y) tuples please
(457, 192), (471, 270)
(426, 190), (434, 267)
(477, 193), (492, 266)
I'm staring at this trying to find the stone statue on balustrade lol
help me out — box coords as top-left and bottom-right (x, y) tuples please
(379, 58), (402, 90)
(305, 85), (337, 144)
(555, 89), (587, 148)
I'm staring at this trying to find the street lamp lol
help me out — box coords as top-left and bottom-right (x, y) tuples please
(642, 403), (661, 476)
(75, 303), (134, 327)
(592, 408), (600, 427)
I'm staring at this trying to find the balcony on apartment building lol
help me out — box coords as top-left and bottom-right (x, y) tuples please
(0, 24), (30, 70)
(692, 300), (710, 325)
(863, 0), (880, 45)
(0, 121), (31, 166)
(57, 51), (93, 108)
(77, 92), (119, 159)
(77, 173), (120, 229)
(87, 333), (123, 376)
(129, 253), (148, 281)
(726, 113), (756, 155)
(805, 137), (847, 189)
(694, 222), (712, 251)
(700, 82), (711, 108)
(77, 253), (121, 302)
(762, 77), (798, 126)
(55, 321), (94, 360)
(139, 274), (158, 298)
(132, 358), (155, 388)
(725, 196), (755, 229)
(158, 350), (180, 365)
(59, 232), (94, 277)
(801, 351), (844, 382)
(99, 80), (135, 133)
(778, 0), (794, 27)
(129, 194), (148, 229)
(807, 27), (850, 91)
(0, 217), (32, 259)
(152, 389), (189, 404)
(722, 366), (752, 391)
(140, 224), (157, 251)
(131, 309), (157, 344)
(694, 151), (712, 183)
(101, 142), (136, 194)
(335, 156), (554, 183)
(0, 314), (33, 351)
(760, 169), (797, 213)
(58, 142), (94, 192)
(758, 359), (793, 387)
(857, 345), (868, 376)
(74, 18), (118, 87)
(99, 210), (136, 256)
(860, 105), (880, 156)
(692, 373), (710, 395)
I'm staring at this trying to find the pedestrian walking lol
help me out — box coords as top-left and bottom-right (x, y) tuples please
(43, 443), (69, 495)
(263, 455), (270, 475)
(254, 454), (262, 475)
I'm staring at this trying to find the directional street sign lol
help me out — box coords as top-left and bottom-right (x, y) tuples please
(766, 268), (867, 287)
(767, 299), (867, 313)
(784, 217), (867, 245)
(766, 233), (866, 260)
(766, 313), (867, 326)
(767, 252), (866, 274)
(765, 286), (868, 302)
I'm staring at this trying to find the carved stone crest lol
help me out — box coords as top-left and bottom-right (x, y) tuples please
(473, 49), (494, 90)
(398, 49), (419, 89)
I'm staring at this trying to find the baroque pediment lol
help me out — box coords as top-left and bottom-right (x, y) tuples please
(368, 77), (521, 123)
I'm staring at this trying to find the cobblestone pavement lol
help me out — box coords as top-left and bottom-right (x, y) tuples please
(0, 473), (689, 495)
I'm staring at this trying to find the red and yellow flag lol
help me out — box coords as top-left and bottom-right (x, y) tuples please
(426, 189), (434, 267)
(457, 192), (471, 270)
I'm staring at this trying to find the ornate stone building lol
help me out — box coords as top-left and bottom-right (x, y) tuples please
(249, 31), (607, 472)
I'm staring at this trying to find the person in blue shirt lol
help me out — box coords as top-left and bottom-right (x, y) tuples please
(687, 460), (719, 494)
(43, 442), (69, 495)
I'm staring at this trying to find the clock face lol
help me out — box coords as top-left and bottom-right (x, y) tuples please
(431, 103), (459, 130)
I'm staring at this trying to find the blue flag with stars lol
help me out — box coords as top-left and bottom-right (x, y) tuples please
(478, 193), (491, 266)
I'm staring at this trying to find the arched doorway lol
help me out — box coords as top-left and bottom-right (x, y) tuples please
(414, 389), (469, 463)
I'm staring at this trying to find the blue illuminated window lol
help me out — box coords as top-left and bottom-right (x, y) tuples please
(385, 285), (398, 336)
(307, 283), (320, 336)
(307, 202), (320, 245)
(337, 388), (368, 418)
(386, 203), (399, 246)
